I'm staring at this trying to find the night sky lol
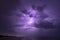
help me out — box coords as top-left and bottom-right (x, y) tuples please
(0, 0), (60, 37)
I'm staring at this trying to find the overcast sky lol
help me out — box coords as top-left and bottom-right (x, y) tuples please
(0, 0), (60, 37)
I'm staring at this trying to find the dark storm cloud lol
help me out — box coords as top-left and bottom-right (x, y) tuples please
(0, 0), (60, 37)
(0, 0), (21, 15)
(0, 0), (21, 34)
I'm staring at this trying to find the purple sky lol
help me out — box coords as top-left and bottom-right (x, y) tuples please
(0, 0), (60, 37)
